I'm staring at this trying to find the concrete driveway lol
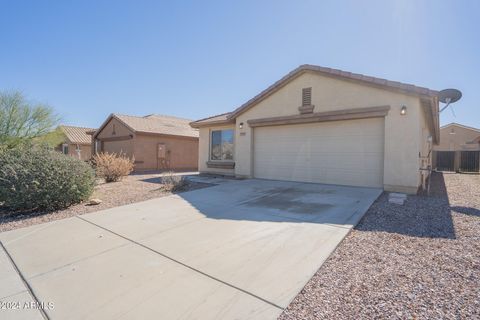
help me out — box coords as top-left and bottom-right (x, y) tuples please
(0, 179), (381, 319)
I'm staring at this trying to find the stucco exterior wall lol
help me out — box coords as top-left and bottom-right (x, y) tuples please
(239, 72), (426, 193)
(95, 117), (198, 171)
(96, 118), (135, 158)
(103, 139), (134, 158)
(198, 126), (235, 175)
(57, 143), (92, 161)
(70, 144), (92, 161)
(197, 71), (434, 193)
(134, 134), (198, 171)
(434, 125), (480, 151)
(96, 118), (134, 139)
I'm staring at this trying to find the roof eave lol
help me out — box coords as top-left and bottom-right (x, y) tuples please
(68, 141), (91, 145)
(440, 123), (480, 133)
(135, 130), (199, 139)
(190, 119), (235, 128)
(421, 96), (440, 145)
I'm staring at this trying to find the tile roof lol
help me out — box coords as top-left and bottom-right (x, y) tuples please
(191, 64), (440, 127)
(228, 64), (439, 119)
(189, 112), (234, 128)
(440, 122), (480, 133)
(112, 114), (199, 138)
(60, 125), (95, 144)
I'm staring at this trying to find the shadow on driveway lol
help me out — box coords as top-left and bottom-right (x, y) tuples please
(174, 179), (383, 227)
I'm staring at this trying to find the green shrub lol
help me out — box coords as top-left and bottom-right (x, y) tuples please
(0, 146), (95, 211)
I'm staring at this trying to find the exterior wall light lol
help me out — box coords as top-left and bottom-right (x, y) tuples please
(239, 122), (244, 129)
(400, 105), (407, 115)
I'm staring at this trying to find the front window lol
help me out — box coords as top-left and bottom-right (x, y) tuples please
(62, 144), (69, 155)
(210, 129), (234, 160)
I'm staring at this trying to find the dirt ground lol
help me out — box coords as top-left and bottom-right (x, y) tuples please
(280, 172), (480, 320)
(0, 173), (211, 233)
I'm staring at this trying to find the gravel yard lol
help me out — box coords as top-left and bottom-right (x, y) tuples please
(280, 172), (480, 320)
(0, 173), (211, 233)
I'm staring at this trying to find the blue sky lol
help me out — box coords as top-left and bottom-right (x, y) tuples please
(1, 0), (478, 129)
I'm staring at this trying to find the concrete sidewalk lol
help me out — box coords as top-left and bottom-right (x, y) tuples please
(0, 243), (44, 319)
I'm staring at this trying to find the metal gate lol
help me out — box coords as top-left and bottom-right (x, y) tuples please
(435, 151), (455, 171)
(460, 151), (480, 172)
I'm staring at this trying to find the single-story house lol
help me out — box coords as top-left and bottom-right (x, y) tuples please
(433, 123), (480, 172)
(92, 114), (199, 171)
(190, 64), (441, 194)
(57, 125), (94, 161)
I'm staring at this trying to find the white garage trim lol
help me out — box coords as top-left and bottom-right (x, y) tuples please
(252, 118), (385, 188)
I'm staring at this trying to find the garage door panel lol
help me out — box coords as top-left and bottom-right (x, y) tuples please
(252, 167), (381, 187)
(254, 153), (383, 170)
(324, 169), (381, 187)
(254, 162), (383, 177)
(255, 138), (382, 154)
(253, 119), (384, 188)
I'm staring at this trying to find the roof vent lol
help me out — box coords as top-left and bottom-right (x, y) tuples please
(302, 87), (311, 106)
(298, 87), (315, 114)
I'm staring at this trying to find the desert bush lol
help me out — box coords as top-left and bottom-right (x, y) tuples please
(92, 152), (134, 182)
(161, 171), (188, 192)
(0, 146), (95, 211)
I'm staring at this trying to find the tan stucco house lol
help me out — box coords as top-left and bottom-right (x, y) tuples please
(432, 123), (480, 172)
(57, 125), (94, 161)
(92, 114), (199, 171)
(191, 64), (441, 194)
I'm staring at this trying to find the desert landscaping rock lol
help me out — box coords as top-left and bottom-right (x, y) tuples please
(280, 172), (480, 320)
(88, 198), (103, 205)
(0, 173), (211, 232)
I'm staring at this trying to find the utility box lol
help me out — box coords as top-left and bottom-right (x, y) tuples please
(157, 143), (166, 158)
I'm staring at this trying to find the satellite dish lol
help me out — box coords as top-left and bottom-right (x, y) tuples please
(439, 89), (462, 104)
(439, 88), (462, 114)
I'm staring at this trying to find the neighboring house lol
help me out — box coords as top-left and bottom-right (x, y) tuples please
(92, 114), (199, 171)
(191, 64), (441, 194)
(433, 123), (480, 172)
(57, 125), (94, 161)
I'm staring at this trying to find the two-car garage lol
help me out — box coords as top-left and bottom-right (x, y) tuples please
(253, 118), (385, 188)
(192, 64), (440, 194)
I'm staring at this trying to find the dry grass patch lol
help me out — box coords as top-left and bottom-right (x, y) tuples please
(92, 152), (134, 182)
(159, 171), (189, 192)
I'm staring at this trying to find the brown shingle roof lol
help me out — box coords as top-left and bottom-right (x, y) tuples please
(96, 114), (199, 138)
(60, 125), (95, 144)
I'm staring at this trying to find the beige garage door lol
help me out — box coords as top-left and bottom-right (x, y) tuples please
(253, 118), (385, 188)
